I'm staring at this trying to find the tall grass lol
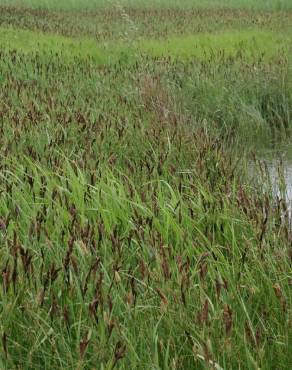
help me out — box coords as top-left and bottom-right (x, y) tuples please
(0, 46), (291, 368)
(0, 2), (291, 369)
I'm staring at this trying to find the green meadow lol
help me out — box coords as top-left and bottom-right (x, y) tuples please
(1, 27), (290, 63)
(0, 1), (291, 369)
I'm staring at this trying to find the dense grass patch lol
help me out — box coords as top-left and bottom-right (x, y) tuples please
(0, 2), (291, 369)
(1, 6), (292, 41)
(141, 29), (292, 60)
(0, 26), (291, 65)
(0, 27), (134, 63)
(0, 46), (291, 369)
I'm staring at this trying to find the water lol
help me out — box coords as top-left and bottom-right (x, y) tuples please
(265, 159), (292, 201)
(256, 144), (292, 216)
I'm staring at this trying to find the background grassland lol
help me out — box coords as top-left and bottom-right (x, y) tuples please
(0, 1), (291, 369)
(1, 0), (292, 11)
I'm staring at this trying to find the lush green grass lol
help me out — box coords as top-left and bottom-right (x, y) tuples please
(141, 29), (292, 60)
(0, 27), (134, 64)
(0, 26), (291, 64)
(0, 2), (291, 369)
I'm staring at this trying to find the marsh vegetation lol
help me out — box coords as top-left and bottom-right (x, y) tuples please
(0, 1), (291, 369)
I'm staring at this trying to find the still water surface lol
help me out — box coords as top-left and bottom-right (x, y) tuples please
(257, 144), (292, 211)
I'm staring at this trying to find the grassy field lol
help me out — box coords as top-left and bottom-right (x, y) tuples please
(1, 0), (292, 11)
(0, 1), (291, 369)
